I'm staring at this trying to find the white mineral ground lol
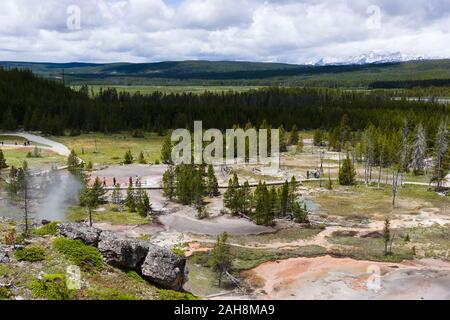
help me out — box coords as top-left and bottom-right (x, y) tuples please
(242, 256), (450, 300)
(3, 133), (449, 300)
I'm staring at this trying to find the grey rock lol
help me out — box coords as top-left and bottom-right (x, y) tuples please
(0, 245), (10, 263)
(140, 246), (187, 290)
(57, 223), (102, 246)
(98, 231), (150, 270)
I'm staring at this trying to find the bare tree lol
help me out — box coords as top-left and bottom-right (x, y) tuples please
(432, 121), (449, 190)
(392, 170), (400, 208)
(411, 123), (427, 175)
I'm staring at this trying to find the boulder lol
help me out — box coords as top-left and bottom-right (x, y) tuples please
(57, 223), (102, 246)
(0, 245), (10, 263)
(140, 246), (187, 290)
(98, 231), (150, 270)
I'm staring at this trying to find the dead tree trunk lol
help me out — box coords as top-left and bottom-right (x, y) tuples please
(392, 171), (400, 208)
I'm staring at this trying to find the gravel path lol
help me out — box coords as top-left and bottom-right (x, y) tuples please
(1, 132), (71, 157)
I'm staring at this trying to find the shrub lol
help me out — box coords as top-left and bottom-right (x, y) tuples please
(4, 230), (14, 245)
(88, 288), (137, 300)
(0, 287), (12, 300)
(29, 274), (76, 300)
(15, 246), (46, 262)
(156, 288), (197, 300)
(53, 238), (103, 271)
(127, 271), (145, 283)
(34, 222), (59, 236)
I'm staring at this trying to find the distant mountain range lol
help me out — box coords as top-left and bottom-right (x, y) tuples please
(1, 58), (449, 88)
(313, 51), (430, 66)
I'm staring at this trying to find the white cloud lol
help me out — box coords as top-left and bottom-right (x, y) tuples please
(0, 0), (449, 63)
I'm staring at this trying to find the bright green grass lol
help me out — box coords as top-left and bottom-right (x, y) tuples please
(0, 148), (66, 170)
(53, 132), (163, 166)
(67, 204), (150, 225)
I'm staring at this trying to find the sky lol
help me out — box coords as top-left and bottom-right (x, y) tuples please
(0, 0), (449, 64)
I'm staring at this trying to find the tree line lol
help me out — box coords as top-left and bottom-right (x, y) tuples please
(1, 68), (448, 136)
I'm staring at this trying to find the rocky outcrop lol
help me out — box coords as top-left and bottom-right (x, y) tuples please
(57, 223), (101, 246)
(0, 245), (10, 263)
(141, 246), (187, 290)
(98, 231), (150, 270)
(56, 223), (187, 291)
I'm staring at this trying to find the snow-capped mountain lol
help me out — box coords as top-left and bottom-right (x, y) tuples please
(314, 51), (430, 66)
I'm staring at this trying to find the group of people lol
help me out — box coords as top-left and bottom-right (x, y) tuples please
(306, 168), (321, 179)
(96, 176), (143, 188)
(128, 175), (142, 187)
(0, 140), (31, 146)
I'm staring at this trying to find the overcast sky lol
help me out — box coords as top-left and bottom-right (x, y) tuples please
(0, 0), (449, 64)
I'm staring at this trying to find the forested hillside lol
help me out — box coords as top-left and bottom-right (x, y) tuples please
(0, 68), (448, 137)
(1, 59), (450, 87)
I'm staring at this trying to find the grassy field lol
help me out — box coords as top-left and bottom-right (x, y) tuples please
(0, 148), (66, 170)
(0, 135), (28, 144)
(67, 204), (150, 225)
(72, 85), (263, 96)
(53, 133), (164, 166)
(313, 184), (449, 221)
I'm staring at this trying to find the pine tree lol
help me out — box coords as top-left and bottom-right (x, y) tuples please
(209, 232), (232, 288)
(160, 134), (173, 164)
(138, 151), (146, 164)
(288, 125), (299, 145)
(0, 149), (7, 169)
(136, 191), (152, 217)
(224, 173), (241, 214)
(111, 183), (122, 204)
(279, 180), (289, 217)
(297, 135), (304, 153)
(398, 121), (411, 173)
(411, 123), (426, 175)
(269, 186), (279, 218)
(252, 182), (274, 226)
(288, 176), (298, 211)
(79, 176), (106, 227)
(90, 176), (107, 204)
(124, 150), (134, 164)
(241, 180), (253, 216)
(279, 125), (287, 152)
(292, 201), (309, 223)
(339, 155), (357, 185)
(162, 165), (176, 200)
(67, 149), (81, 175)
(313, 129), (325, 147)
(125, 182), (136, 212)
(205, 164), (219, 197)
